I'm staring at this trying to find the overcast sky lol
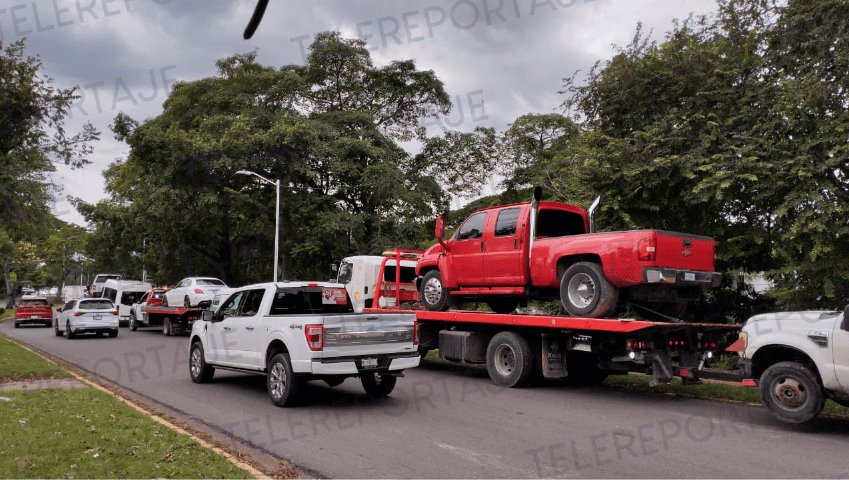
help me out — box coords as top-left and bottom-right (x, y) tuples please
(2, 0), (718, 225)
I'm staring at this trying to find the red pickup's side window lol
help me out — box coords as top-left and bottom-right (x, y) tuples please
(456, 212), (486, 240)
(495, 208), (520, 237)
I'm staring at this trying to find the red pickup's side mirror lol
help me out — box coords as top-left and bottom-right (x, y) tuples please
(435, 216), (449, 250)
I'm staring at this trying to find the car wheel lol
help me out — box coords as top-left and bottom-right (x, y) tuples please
(184, 296), (191, 308)
(163, 318), (172, 336)
(560, 262), (619, 318)
(420, 270), (452, 311)
(759, 361), (825, 424)
(129, 312), (138, 331)
(361, 372), (397, 398)
(486, 331), (535, 387)
(65, 321), (75, 339)
(267, 353), (300, 407)
(54, 320), (63, 337)
(486, 297), (520, 314)
(162, 295), (169, 307)
(13, 321), (19, 328)
(108, 329), (118, 338)
(190, 342), (215, 383)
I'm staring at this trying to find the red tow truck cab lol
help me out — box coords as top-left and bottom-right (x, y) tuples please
(416, 195), (721, 318)
(14, 297), (53, 328)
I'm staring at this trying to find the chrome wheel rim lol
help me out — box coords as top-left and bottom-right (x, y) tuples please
(568, 273), (596, 308)
(423, 277), (443, 305)
(190, 347), (201, 378)
(772, 376), (807, 409)
(493, 344), (516, 377)
(269, 362), (287, 400)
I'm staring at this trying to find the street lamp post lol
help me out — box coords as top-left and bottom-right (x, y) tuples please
(235, 170), (281, 283)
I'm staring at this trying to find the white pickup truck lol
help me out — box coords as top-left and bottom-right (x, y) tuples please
(189, 282), (420, 406)
(739, 306), (849, 423)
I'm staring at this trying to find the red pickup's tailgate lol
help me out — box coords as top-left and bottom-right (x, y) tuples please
(15, 305), (53, 319)
(653, 231), (715, 271)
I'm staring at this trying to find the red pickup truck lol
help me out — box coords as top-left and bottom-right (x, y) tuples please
(14, 297), (54, 328)
(416, 192), (721, 318)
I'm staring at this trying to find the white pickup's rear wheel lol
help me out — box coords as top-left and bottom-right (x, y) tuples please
(361, 373), (397, 398)
(267, 353), (299, 407)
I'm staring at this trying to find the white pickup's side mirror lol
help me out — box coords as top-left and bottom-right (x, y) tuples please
(201, 310), (214, 322)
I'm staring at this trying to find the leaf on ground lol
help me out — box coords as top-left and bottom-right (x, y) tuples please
(15, 457), (25, 471)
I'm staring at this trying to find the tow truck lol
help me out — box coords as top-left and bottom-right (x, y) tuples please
(338, 250), (740, 388)
(137, 303), (207, 336)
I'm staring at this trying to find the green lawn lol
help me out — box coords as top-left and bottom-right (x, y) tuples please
(0, 388), (252, 479)
(0, 334), (69, 382)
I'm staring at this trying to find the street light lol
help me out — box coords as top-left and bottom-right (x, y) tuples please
(235, 170), (281, 283)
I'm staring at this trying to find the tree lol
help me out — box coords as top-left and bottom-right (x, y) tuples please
(0, 40), (98, 303)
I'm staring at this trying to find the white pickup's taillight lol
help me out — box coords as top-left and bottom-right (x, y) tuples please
(637, 237), (657, 261)
(305, 324), (324, 351)
(413, 320), (419, 346)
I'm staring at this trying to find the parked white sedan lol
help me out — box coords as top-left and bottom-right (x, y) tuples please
(55, 298), (119, 339)
(162, 277), (229, 308)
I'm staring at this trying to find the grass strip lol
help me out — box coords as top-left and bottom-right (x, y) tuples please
(0, 334), (69, 382)
(0, 387), (252, 478)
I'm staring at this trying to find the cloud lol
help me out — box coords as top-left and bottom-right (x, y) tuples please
(7, 0), (719, 224)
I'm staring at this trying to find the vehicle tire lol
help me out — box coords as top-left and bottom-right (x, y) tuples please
(129, 312), (138, 331)
(14, 321), (19, 328)
(267, 353), (299, 407)
(108, 329), (118, 338)
(189, 341), (215, 383)
(65, 321), (75, 339)
(563, 352), (608, 386)
(184, 296), (191, 308)
(759, 361), (825, 424)
(361, 373), (397, 398)
(485, 331), (535, 388)
(54, 320), (63, 337)
(560, 262), (619, 318)
(323, 377), (346, 387)
(486, 297), (520, 314)
(162, 295), (169, 307)
(420, 270), (452, 311)
(163, 318), (172, 336)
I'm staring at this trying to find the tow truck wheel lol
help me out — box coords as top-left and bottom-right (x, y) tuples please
(267, 353), (299, 407)
(420, 270), (452, 311)
(361, 373), (397, 398)
(560, 262), (618, 318)
(184, 296), (191, 308)
(189, 341), (215, 383)
(163, 318), (173, 336)
(486, 332), (535, 387)
(759, 361), (825, 424)
(486, 297), (520, 314)
(129, 312), (138, 331)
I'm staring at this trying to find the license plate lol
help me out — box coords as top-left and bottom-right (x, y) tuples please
(93, 315), (102, 320)
(361, 357), (378, 369)
(684, 272), (696, 281)
(30, 315), (38, 319)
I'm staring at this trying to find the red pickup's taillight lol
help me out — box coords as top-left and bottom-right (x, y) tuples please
(413, 320), (419, 346)
(305, 324), (324, 351)
(637, 237), (656, 261)
(194, 288), (204, 294)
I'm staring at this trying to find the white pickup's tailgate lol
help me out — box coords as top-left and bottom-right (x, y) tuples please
(320, 313), (417, 357)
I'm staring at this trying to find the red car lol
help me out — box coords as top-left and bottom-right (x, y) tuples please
(15, 297), (53, 328)
(416, 192), (721, 318)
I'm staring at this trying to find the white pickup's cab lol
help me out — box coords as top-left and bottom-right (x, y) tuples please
(189, 282), (419, 406)
(740, 307), (849, 423)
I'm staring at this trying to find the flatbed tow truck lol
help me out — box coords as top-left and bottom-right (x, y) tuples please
(358, 250), (741, 388)
(136, 304), (207, 336)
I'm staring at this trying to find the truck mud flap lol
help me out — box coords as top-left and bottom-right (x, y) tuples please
(647, 351), (674, 386)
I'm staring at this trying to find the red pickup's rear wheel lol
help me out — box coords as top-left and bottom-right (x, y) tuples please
(560, 262), (618, 318)
(420, 270), (452, 311)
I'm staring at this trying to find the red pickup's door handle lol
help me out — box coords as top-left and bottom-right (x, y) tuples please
(514, 238), (519, 249)
(480, 241), (485, 251)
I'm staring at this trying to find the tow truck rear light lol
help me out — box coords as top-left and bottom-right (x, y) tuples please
(637, 237), (657, 261)
(194, 288), (204, 294)
(305, 324), (324, 351)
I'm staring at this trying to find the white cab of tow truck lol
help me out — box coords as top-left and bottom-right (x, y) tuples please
(336, 250), (420, 312)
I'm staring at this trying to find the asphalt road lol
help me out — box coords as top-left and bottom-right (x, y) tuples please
(5, 321), (849, 478)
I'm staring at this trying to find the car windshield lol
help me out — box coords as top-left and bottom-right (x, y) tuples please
(95, 275), (121, 284)
(196, 279), (225, 286)
(79, 300), (114, 310)
(152, 291), (165, 298)
(337, 262), (353, 284)
(120, 291), (143, 306)
(19, 299), (49, 307)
